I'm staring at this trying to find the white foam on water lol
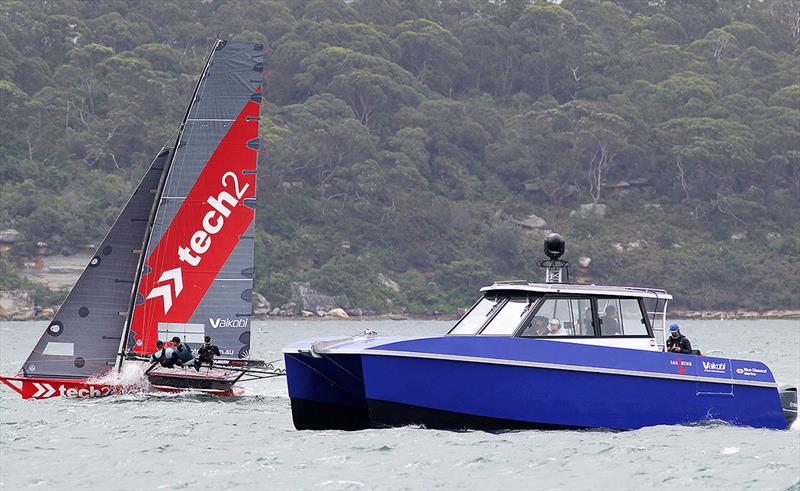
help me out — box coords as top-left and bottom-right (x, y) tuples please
(87, 361), (151, 394)
(720, 447), (740, 455)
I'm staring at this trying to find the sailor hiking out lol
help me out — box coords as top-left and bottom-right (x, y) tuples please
(150, 340), (180, 368)
(194, 336), (221, 371)
(171, 337), (194, 365)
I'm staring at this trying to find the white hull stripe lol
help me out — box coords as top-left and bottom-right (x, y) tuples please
(283, 348), (778, 389)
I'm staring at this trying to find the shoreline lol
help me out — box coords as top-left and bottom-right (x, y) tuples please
(2, 311), (798, 323)
(251, 310), (800, 322)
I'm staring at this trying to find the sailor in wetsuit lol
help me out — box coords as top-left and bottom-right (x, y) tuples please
(171, 336), (194, 366)
(666, 323), (692, 353)
(194, 336), (221, 371)
(150, 340), (179, 368)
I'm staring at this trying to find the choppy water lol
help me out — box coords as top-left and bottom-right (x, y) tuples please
(1, 319), (798, 490)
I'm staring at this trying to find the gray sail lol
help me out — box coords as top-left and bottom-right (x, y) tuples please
(128, 41), (263, 358)
(21, 149), (169, 379)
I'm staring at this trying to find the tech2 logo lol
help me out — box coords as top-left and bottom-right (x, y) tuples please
(147, 172), (251, 315)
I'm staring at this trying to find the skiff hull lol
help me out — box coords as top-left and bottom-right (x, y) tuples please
(0, 371), (241, 399)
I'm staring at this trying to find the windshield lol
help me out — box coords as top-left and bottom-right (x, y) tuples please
(449, 296), (501, 335)
(480, 296), (534, 335)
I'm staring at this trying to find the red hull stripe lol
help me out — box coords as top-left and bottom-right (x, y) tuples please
(131, 93), (260, 354)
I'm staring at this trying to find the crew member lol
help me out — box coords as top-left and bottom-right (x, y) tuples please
(150, 340), (178, 368)
(546, 318), (567, 336)
(666, 324), (692, 354)
(171, 336), (194, 365)
(601, 305), (620, 335)
(194, 336), (221, 371)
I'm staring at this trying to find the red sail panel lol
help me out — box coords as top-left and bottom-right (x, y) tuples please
(130, 94), (259, 354)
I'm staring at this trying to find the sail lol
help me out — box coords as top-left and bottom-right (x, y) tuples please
(128, 40), (263, 358)
(20, 149), (170, 379)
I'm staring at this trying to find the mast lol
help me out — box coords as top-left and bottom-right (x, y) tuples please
(116, 42), (220, 370)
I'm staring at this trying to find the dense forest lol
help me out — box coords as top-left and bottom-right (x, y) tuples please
(0, 0), (798, 313)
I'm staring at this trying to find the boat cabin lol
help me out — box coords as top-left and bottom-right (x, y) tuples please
(448, 282), (671, 351)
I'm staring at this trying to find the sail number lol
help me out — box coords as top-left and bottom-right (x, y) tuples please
(177, 172), (250, 267)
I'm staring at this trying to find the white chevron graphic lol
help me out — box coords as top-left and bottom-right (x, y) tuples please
(32, 382), (55, 398)
(146, 267), (183, 313)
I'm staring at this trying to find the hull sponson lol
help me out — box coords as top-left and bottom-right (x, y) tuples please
(291, 397), (370, 430)
(368, 399), (587, 431)
(284, 353), (368, 430)
(361, 354), (786, 430)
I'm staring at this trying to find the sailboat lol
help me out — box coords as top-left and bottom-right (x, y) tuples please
(0, 40), (281, 399)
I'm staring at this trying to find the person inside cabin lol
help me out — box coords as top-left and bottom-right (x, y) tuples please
(521, 316), (548, 336)
(171, 336), (194, 365)
(546, 318), (567, 336)
(194, 335), (221, 371)
(666, 324), (693, 354)
(601, 305), (621, 335)
(150, 340), (179, 368)
(577, 307), (593, 335)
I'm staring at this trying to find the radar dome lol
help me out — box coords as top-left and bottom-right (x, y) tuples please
(544, 233), (565, 260)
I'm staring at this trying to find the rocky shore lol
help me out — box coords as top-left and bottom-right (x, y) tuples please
(2, 289), (797, 322)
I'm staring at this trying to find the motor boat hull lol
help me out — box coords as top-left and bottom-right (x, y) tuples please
(284, 336), (794, 431)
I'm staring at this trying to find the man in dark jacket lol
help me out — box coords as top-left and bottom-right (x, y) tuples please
(194, 336), (221, 371)
(171, 336), (194, 365)
(666, 323), (692, 353)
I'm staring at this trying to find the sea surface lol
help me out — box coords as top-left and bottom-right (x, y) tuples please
(1, 319), (798, 490)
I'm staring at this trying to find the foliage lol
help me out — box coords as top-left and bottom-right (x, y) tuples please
(1, 0), (798, 313)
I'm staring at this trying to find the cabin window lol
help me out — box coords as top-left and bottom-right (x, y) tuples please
(597, 298), (648, 335)
(520, 297), (593, 337)
(450, 295), (501, 335)
(619, 298), (649, 335)
(480, 296), (535, 335)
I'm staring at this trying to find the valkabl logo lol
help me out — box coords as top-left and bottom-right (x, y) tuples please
(210, 317), (248, 329)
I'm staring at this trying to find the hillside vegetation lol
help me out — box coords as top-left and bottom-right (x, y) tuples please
(1, 0), (798, 313)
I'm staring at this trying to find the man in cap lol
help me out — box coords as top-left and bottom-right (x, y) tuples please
(666, 323), (692, 353)
(194, 335), (221, 371)
(546, 318), (567, 336)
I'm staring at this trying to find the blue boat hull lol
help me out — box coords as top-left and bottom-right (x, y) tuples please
(284, 336), (789, 431)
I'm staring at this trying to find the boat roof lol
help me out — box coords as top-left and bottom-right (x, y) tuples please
(481, 281), (673, 300)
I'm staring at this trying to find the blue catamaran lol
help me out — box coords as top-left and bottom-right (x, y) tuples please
(284, 234), (797, 431)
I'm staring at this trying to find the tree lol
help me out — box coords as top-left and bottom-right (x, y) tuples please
(394, 18), (462, 91)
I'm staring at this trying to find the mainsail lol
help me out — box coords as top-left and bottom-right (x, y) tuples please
(20, 150), (170, 379)
(128, 40), (263, 358)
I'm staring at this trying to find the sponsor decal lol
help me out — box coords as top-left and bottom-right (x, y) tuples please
(735, 366), (768, 377)
(58, 384), (111, 398)
(702, 360), (727, 374)
(210, 317), (248, 329)
(671, 355), (691, 374)
(28, 382), (111, 399)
